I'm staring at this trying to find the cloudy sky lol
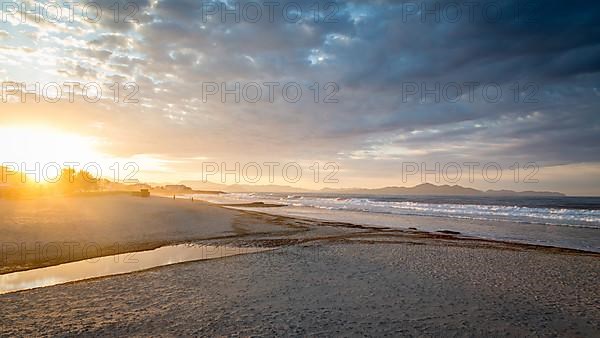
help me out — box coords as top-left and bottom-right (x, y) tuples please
(1, 0), (599, 194)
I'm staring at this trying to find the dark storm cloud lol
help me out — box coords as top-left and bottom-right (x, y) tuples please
(74, 0), (600, 165)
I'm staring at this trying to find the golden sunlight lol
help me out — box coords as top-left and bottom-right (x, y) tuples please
(0, 125), (101, 166)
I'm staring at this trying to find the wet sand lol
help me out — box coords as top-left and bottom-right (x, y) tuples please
(1, 195), (599, 336)
(1, 243), (599, 336)
(0, 195), (295, 274)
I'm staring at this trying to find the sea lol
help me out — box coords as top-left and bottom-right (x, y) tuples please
(191, 193), (600, 253)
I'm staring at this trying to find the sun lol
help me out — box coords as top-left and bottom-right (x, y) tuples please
(0, 125), (102, 169)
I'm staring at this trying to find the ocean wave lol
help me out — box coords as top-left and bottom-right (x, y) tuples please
(225, 193), (600, 229)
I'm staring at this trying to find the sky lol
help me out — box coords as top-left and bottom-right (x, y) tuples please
(1, 0), (599, 195)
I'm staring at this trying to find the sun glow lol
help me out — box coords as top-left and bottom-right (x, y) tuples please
(0, 126), (102, 167)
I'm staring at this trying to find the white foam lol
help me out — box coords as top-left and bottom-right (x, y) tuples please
(206, 193), (600, 229)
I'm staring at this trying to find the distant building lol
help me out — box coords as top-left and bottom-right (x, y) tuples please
(128, 183), (152, 191)
(164, 185), (193, 192)
(131, 189), (150, 197)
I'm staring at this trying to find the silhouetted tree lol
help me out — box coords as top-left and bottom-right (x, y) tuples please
(75, 170), (99, 192)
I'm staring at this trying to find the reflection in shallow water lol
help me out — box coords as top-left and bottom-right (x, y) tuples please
(0, 244), (272, 295)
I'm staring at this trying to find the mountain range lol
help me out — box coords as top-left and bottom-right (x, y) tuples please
(179, 181), (565, 197)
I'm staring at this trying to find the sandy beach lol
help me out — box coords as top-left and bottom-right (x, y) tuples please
(1, 195), (599, 336)
(0, 195), (293, 274)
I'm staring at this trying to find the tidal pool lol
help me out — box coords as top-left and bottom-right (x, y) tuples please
(0, 244), (272, 295)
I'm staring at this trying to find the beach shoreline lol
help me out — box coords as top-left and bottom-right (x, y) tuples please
(1, 194), (598, 276)
(1, 194), (600, 336)
(0, 195), (600, 274)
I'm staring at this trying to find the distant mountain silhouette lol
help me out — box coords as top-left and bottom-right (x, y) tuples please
(180, 181), (565, 196)
(320, 183), (565, 197)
